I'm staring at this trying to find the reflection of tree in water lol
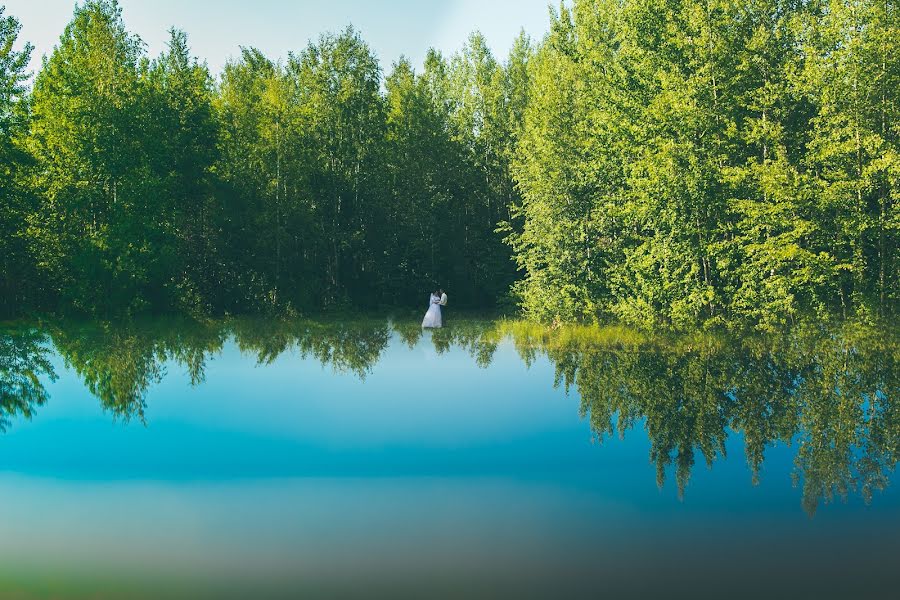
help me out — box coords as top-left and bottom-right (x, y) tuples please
(30, 318), (498, 424)
(389, 318), (499, 366)
(0, 326), (57, 432)
(7, 316), (897, 516)
(47, 319), (227, 421)
(392, 320), (423, 349)
(500, 321), (899, 516)
(42, 318), (393, 422)
(790, 325), (900, 516)
(232, 318), (391, 378)
(422, 320), (499, 368)
(298, 321), (391, 377)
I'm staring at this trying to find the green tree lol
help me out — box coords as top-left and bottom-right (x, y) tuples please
(144, 28), (220, 313)
(509, 1), (629, 322)
(384, 52), (478, 305)
(26, 0), (156, 313)
(0, 6), (34, 314)
(799, 0), (900, 319)
(445, 32), (527, 306)
(509, 0), (897, 329)
(215, 29), (390, 312)
(285, 28), (389, 307)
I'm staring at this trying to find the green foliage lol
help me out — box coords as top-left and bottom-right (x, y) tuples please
(284, 29), (389, 307)
(0, 6), (34, 314)
(511, 0), (899, 330)
(384, 34), (531, 309)
(144, 28), (220, 313)
(22, 2), (222, 316)
(0, 0), (896, 328)
(26, 0), (149, 313)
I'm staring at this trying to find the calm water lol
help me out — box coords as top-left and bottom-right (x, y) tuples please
(1, 317), (898, 599)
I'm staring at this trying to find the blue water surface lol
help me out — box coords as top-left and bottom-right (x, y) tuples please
(0, 318), (897, 598)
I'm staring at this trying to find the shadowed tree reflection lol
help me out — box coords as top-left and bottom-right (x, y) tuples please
(390, 318), (499, 366)
(391, 320), (424, 349)
(789, 325), (900, 516)
(500, 321), (899, 515)
(44, 318), (393, 420)
(3, 316), (896, 516)
(297, 320), (391, 377)
(0, 325), (57, 432)
(231, 318), (392, 378)
(47, 318), (226, 421)
(422, 320), (499, 368)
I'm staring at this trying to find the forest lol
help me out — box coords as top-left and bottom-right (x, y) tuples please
(1, 0), (898, 330)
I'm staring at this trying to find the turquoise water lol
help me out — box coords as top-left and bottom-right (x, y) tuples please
(1, 318), (898, 598)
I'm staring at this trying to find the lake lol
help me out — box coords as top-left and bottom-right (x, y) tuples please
(1, 317), (898, 599)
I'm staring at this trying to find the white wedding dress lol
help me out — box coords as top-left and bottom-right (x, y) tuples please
(422, 294), (443, 328)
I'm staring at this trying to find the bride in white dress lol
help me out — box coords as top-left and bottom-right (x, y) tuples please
(422, 291), (443, 328)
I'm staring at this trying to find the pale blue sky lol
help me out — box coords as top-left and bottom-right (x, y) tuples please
(4, 0), (553, 78)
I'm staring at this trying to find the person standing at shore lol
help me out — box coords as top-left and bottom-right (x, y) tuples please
(439, 289), (448, 325)
(422, 291), (442, 328)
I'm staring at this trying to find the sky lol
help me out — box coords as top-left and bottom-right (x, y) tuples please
(3, 0), (553, 79)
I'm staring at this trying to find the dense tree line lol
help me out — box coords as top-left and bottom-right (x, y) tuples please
(212, 31), (529, 311)
(1, 0), (527, 316)
(511, 0), (899, 329)
(0, 5), (34, 313)
(0, 0), (897, 328)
